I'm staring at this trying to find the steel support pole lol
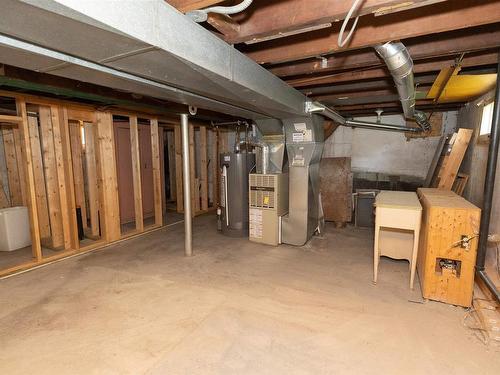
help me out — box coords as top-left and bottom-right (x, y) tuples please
(181, 113), (192, 256)
(475, 53), (500, 301)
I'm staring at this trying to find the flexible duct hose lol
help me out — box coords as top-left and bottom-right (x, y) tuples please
(187, 0), (253, 23)
(374, 42), (430, 131)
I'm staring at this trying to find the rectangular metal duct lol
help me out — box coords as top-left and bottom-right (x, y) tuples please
(0, 0), (307, 120)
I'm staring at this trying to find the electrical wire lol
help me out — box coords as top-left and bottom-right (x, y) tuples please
(338, 0), (363, 48)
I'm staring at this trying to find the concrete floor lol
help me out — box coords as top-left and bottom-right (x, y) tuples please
(1, 215), (499, 374)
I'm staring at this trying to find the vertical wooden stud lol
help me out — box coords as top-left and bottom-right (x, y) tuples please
(210, 129), (218, 207)
(39, 106), (64, 249)
(12, 127), (27, 206)
(199, 125), (208, 211)
(1, 128), (23, 206)
(84, 122), (100, 238)
(167, 130), (176, 202)
(51, 105), (78, 250)
(27, 115), (51, 240)
(150, 119), (163, 226)
(174, 125), (184, 213)
(95, 112), (121, 242)
(17, 99), (42, 261)
(130, 116), (144, 232)
(69, 121), (88, 229)
(189, 123), (196, 217)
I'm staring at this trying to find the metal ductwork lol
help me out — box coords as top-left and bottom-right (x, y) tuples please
(374, 42), (431, 131)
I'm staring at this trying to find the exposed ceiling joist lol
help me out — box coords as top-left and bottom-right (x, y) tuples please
(302, 74), (437, 96)
(229, 0), (447, 44)
(243, 0), (500, 64)
(269, 25), (500, 77)
(287, 51), (499, 88)
(166, 0), (225, 13)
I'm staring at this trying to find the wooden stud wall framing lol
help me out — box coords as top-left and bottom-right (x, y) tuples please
(172, 121), (222, 216)
(0, 89), (230, 277)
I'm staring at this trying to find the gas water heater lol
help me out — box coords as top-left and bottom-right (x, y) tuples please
(218, 152), (255, 237)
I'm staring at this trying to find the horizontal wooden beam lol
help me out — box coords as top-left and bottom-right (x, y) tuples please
(270, 24), (500, 77)
(230, 0), (446, 44)
(166, 0), (224, 12)
(288, 51), (499, 88)
(207, 13), (240, 38)
(243, 1), (500, 64)
(0, 114), (22, 123)
(302, 74), (437, 96)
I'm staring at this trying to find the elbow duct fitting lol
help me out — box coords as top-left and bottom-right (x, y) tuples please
(374, 42), (431, 131)
(187, 0), (253, 23)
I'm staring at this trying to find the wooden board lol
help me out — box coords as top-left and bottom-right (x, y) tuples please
(27, 115), (51, 240)
(174, 125), (183, 213)
(189, 124), (196, 217)
(12, 127), (27, 206)
(150, 119), (163, 226)
(84, 122), (100, 237)
(95, 112), (121, 242)
(50, 105), (73, 250)
(424, 135), (446, 187)
(452, 173), (469, 196)
(319, 157), (353, 223)
(417, 188), (481, 307)
(436, 128), (473, 190)
(17, 99), (42, 261)
(0, 179), (8, 208)
(129, 116), (144, 232)
(69, 121), (87, 229)
(1, 128), (23, 206)
(56, 107), (79, 250)
(199, 125), (208, 212)
(39, 106), (65, 249)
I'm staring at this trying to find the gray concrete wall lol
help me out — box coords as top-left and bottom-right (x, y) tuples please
(323, 112), (458, 181)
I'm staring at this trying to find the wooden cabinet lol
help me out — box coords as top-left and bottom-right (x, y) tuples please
(417, 188), (481, 307)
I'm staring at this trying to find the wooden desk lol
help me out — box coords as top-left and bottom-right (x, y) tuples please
(374, 191), (422, 289)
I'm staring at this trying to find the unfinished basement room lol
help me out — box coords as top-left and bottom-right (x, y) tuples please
(1, 0), (500, 374)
